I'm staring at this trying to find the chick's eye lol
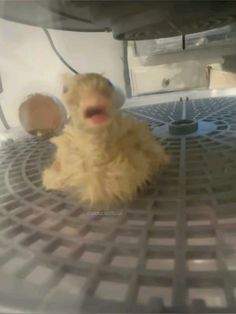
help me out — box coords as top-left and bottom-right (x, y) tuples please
(107, 80), (113, 87)
(63, 86), (68, 94)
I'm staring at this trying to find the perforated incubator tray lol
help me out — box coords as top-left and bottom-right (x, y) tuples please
(1, 96), (236, 313)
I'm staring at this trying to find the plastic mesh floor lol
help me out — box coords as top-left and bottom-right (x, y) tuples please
(1, 97), (236, 313)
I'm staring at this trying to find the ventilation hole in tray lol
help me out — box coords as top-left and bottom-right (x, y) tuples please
(111, 255), (138, 268)
(137, 285), (172, 306)
(95, 280), (128, 302)
(26, 265), (54, 285)
(57, 273), (87, 295)
(188, 287), (226, 308)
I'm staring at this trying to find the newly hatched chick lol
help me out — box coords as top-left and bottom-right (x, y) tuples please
(42, 73), (169, 208)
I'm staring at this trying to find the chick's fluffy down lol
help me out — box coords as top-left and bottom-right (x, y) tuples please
(42, 114), (169, 208)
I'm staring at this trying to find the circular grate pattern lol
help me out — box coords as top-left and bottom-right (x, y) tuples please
(169, 119), (198, 135)
(1, 97), (236, 312)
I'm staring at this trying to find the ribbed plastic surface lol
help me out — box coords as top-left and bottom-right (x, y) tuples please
(1, 96), (236, 313)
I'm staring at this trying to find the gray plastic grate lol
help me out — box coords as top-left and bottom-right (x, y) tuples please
(1, 96), (236, 313)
